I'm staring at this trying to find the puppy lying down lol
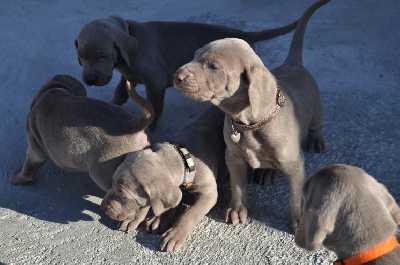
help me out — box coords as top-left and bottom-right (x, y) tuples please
(9, 75), (153, 193)
(101, 105), (228, 252)
(295, 164), (400, 264)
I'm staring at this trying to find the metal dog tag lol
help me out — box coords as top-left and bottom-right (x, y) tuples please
(231, 131), (241, 143)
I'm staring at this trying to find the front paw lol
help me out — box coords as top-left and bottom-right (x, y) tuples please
(119, 218), (142, 232)
(145, 208), (175, 235)
(224, 205), (248, 225)
(118, 207), (150, 232)
(291, 214), (301, 233)
(160, 227), (189, 252)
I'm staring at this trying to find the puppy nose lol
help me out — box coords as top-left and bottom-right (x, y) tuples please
(83, 72), (97, 85)
(174, 69), (190, 84)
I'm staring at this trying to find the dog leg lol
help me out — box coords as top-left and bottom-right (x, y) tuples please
(279, 153), (305, 231)
(119, 206), (151, 232)
(145, 208), (176, 234)
(9, 146), (47, 185)
(111, 75), (130, 105)
(160, 190), (217, 252)
(307, 125), (325, 153)
(224, 152), (249, 225)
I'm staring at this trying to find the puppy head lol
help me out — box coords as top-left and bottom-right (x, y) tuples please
(295, 164), (400, 257)
(174, 38), (276, 116)
(31, 75), (87, 109)
(101, 150), (182, 221)
(75, 16), (138, 86)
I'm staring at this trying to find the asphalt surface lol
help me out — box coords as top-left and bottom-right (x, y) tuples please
(1, 0), (399, 264)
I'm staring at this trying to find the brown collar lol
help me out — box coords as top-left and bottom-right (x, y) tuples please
(231, 89), (285, 131)
(333, 236), (399, 265)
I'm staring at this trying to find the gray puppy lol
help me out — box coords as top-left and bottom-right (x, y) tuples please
(295, 164), (400, 265)
(74, 15), (299, 130)
(101, 105), (227, 252)
(174, 0), (329, 230)
(9, 75), (153, 193)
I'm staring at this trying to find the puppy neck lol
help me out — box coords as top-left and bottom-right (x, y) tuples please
(228, 89), (285, 131)
(154, 143), (188, 188)
(170, 144), (196, 189)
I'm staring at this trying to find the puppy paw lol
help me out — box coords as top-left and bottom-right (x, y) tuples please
(160, 227), (189, 252)
(8, 170), (34, 185)
(224, 205), (248, 225)
(248, 168), (277, 185)
(119, 207), (150, 232)
(119, 218), (141, 232)
(307, 128), (325, 153)
(145, 208), (176, 234)
(291, 215), (300, 232)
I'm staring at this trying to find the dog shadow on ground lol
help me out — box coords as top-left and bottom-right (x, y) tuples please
(1, 160), (117, 229)
(2, 148), (296, 252)
(133, 172), (295, 251)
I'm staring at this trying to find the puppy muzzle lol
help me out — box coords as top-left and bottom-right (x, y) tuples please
(173, 69), (199, 93)
(82, 71), (112, 86)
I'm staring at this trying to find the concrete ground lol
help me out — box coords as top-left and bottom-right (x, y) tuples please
(0, 0), (399, 264)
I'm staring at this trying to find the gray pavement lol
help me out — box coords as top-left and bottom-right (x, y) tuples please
(1, 0), (399, 264)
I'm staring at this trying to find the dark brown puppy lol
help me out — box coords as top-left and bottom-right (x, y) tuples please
(174, 0), (329, 231)
(295, 164), (400, 265)
(101, 105), (227, 252)
(9, 75), (153, 192)
(75, 15), (299, 130)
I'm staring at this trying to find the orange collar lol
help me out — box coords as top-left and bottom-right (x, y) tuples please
(334, 236), (399, 265)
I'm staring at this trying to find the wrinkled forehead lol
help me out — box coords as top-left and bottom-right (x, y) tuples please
(194, 38), (262, 66)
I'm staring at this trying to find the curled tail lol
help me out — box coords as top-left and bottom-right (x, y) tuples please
(126, 81), (155, 130)
(284, 0), (331, 66)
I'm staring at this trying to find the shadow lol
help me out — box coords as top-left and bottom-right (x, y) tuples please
(211, 173), (294, 234)
(133, 172), (294, 251)
(1, 160), (114, 230)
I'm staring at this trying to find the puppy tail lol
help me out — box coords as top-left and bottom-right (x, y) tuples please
(284, 0), (331, 66)
(126, 81), (155, 130)
(244, 19), (299, 43)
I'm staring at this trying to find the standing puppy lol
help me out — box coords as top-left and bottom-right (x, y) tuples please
(74, 15), (299, 130)
(295, 164), (400, 265)
(101, 105), (227, 252)
(9, 75), (153, 193)
(174, 0), (329, 230)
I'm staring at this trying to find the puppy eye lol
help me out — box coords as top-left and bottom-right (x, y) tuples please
(96, 52), (108, 59)
(207, 62), (219, 70)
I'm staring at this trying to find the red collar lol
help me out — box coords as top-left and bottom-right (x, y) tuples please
(334, 236), (399, 265)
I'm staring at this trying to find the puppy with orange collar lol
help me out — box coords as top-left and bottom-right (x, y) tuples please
(295, 164), (400, 264)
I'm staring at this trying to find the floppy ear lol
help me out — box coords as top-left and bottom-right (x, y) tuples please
(143, 180), (182, 216)
(298, 211), (335, 252)
(381, 186), (400, 224)
(114, 34), (138, 68)
(246, 65), (277, 117)
(295, 177), (336, 252)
